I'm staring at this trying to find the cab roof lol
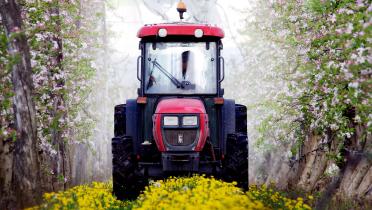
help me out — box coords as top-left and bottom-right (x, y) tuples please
(137, 23), (224, 39)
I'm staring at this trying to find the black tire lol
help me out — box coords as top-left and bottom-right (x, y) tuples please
(114, 104), (126, 137)
(223, 133), (248, 190)
(112, 136), (145, 200)
(235, 104), (247, 134)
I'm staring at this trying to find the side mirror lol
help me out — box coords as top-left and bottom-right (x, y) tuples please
(218, 41), (223, 50)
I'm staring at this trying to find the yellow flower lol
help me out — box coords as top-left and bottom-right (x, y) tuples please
(28, 175), (312, 210)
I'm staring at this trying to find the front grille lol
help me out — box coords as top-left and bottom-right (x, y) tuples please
(164, 129), (198, 146)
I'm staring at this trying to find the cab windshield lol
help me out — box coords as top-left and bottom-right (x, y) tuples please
(144, 42), (217, 94)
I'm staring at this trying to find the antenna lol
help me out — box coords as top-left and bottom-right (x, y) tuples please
(177, 0), (187, 20)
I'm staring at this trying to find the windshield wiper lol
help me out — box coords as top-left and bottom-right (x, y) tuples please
(151, 59), (183, 88)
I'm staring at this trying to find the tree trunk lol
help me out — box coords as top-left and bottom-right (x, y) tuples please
(294, 134), (330, 191)
(0, 0), (41, 208)
(0, 135), (14, 207)
(337, 125), (372, 200)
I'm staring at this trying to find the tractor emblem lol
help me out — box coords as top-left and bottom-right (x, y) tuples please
(178, 134), (183, 144)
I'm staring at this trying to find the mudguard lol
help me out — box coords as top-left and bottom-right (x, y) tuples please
(222, 99), (235, 154)
(126, 99), (139, 153)
(114, 104), (126, 137)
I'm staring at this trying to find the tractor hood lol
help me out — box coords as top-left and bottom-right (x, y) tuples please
(155, 98), (206, 114)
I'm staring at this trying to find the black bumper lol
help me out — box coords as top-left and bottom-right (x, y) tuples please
(138, 152), (220, 177)
(162, 152), (199, 171)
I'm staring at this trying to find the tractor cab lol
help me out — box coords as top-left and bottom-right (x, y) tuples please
(112, 2), (248, 200)
(137, 23), (224, 96)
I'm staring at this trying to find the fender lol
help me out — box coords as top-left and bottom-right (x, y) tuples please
(126, 99), (139, 153)
(222, 99), (235, 154)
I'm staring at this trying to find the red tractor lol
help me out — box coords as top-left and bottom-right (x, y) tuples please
(112, 4), (248, 200)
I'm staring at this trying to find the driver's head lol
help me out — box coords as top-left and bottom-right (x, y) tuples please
(181, 51), (190, 79)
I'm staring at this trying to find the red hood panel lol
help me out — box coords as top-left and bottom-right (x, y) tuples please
(155, 98), (206, 114)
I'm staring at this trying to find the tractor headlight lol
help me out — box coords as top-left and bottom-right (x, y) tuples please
(194, 29), (203, 38)
(158, 28), (167, 37)
(182, 116), (198, 126)
(163, 116), (178, 126)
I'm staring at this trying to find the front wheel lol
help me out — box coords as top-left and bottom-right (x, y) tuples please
(112, 136), (145, 200)
(222, 133), (248, 190)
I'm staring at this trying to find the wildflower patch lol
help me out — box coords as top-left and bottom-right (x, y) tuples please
(29, 175), (312, 210)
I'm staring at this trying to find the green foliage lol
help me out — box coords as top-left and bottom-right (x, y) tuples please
(21, 0), (100, 147)
(256, 0), (371, 162)
(0, 0), (102, 181)
(305, 0), (333, 14)
(0, 24), (15, 141)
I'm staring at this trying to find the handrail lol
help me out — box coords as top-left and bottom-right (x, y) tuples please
(219, 56), (225, 83)
(137, 56), (142, 81)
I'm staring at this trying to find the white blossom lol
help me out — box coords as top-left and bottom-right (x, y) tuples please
(354, 115), (362, 123)
(329, 14), (336, 23)
(330, 124), (339, 131)
(345, 23), (353, 34)
(348, 82), (359, 88)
